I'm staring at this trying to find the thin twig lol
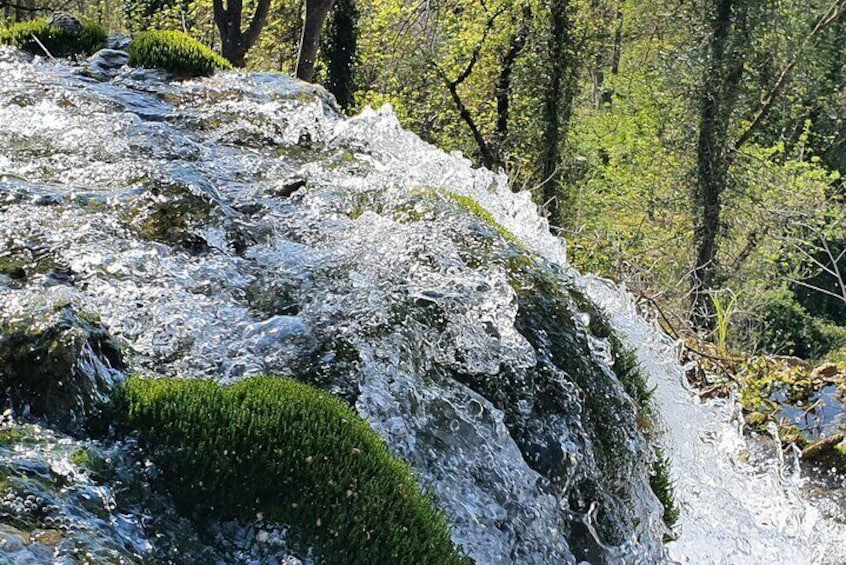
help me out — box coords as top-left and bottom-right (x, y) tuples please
(30, 33), (55, 60)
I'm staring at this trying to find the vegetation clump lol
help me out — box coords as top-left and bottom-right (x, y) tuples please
(0, 18), (105, 57)
(128, 30), (231, 77)
(112, 375), (463, 564)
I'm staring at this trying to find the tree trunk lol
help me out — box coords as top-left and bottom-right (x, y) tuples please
(213, 0), (271, 68)
(297, 0), (335, 82)
(690, 0), (749, 329)
(600, 4), (624, 107)
(540, 0), (578, 225)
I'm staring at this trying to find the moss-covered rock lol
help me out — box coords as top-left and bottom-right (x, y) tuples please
(128, 30), (231, 78)
(111, 375), (464, 564)
(0, 305), (124, 431)
(427, 191), (674, 542)
(0, 16), (106, 57)
(120, 179), (215, 251)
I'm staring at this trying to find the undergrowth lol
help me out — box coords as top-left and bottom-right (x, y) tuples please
(0, 18), (106, 57)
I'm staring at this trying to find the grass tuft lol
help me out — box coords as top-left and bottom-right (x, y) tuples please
(650, 448), (679, 532)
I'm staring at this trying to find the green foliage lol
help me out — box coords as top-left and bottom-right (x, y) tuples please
(748, 287), (846, 359)
(0, 18), (106, 57)
(128, 30), (231, 77)
(124, 0), (195, 33)
(112, 375), (464, 564)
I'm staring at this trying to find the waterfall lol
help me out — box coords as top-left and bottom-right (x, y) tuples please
(0, 48), (843, 563)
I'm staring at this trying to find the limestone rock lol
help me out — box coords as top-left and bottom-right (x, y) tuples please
(85, 48), (129, 80)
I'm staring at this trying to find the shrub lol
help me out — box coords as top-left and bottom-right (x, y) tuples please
(127, 30), (231, 77)
(752, 288), (846, 359)
(112, 375), (463, 564)
(0, 18), (106, 57)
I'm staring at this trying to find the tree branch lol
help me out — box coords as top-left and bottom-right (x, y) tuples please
(426, 5), (506, 169)
(244, 0), (271, 50)
(0, 1), (49, 12)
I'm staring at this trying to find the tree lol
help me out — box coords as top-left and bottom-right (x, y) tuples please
(321, 0), (358, 110)
(690, 0), (846, 328)
(296, 0), (335, 81)
(212, 0), (271, 67)
(689, 0), (751, 329)
(539, 0), (578, 224)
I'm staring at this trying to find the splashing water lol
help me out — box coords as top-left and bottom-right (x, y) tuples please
(0, 48), (843, 563)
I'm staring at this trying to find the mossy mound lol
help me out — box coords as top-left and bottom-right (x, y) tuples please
(0, 18), (106, 57)
(112, 376), (463, 564)
(128, 30), (231, 78)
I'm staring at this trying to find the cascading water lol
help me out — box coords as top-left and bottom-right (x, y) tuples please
(0, 48), (843, 564)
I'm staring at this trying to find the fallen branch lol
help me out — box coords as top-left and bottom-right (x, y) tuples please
(30, 33), (55, 60)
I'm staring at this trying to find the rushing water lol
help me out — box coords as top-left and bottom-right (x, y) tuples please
(0, 48), (844, 564)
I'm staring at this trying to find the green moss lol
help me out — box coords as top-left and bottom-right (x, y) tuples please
(128, 30), (231, 78)
(0, 18), (106, 57)
(112, 375), (464, 564)
(650, 450), (679, 532)
(0, 251), (26, 279)
(69, 447), (108, 479)
(0, 428), (27, 446)
(441, 190), (523, 247)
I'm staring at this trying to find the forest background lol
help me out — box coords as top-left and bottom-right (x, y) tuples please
(4, 0), (846, 366)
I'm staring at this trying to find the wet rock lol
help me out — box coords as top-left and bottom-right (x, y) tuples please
(47, 12), (82, 35)
(810, 362), (841, 384)
(0, 306), (124, 431)
(105, 33), (131, 51)
(273, 176), (307, 198)
(121, 179), (216, 252)
(85, 48), (129, 80)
